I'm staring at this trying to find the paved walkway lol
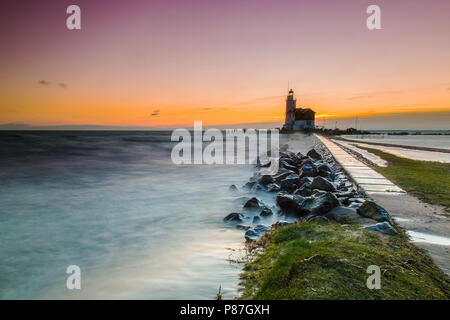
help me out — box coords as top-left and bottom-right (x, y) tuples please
(315, 134), (450, 275)
(315, 135), (404, 195)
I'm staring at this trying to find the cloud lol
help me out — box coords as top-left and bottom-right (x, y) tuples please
(38, 80), (51, 86)
(38, 80), (68, 89)
(199, 107), (212, 111)
(151, 109), (160, 116)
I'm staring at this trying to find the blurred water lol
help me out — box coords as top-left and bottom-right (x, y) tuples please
(0, 131), (317, 299)
(0, 131), (259, 299)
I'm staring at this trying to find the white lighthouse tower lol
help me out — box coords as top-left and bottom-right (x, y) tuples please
(283, 89), (296, 131)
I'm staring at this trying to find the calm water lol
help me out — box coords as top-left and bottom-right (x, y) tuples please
(341, 134), (450, 150)
(0, 131), (315, 299)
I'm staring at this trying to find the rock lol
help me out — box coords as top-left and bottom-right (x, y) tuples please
(251, 183), (265, 191)
(305, 215), (329, 223)
(299, 159), (318, 178)
(348, 202), (363, 209)
(243, 197), (264, 209)
(310, 176), (336, 192)
(236, 224), (251, 230)
(280, 174), (300, 193)
(260, 208), (273, 216)
(357, 200), (393, 224)
(280, 160), (298, 173)
(317, 163), (334, 179)
(253, 215), (261, 223)
(224, 212), (244, 222)
(245, 224), (270, 241)
(325, 206), (360, 223)
(276, 193), (305, 215)
(267, 183), (281, 192)
(258, 175), (274, 186)
(307, 149), (322, 161)
(272, 171), (293, 183)
(293, 186), (313, 197)
(273, 220), (293, 227)
(243, 181), (256, 189)
(229, 184), (238, 191)
(364, 222), (398, 235)
(300, 192), (340, 215)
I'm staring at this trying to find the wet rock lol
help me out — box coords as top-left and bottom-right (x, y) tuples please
(251, 183), (265, 191)
(300, 192), (340, 215)
(307, 149), (322, 161)
(305, 214), (329, 223)
(310, 176), (336, 192)
(364, 222), (398, 235)
(280, 160), (298, 174)
(236, 224), (251, 230)
(243, 197), (264, 209)
(293, 186), (313, 197)
(276, 193), (305, 215)
(348, 202), (363, 209)
(253, 216), (261, 223)
(357, 200), (393, 224)
(243, 181), (256, 189)
(280, 174), (300, 193)
(325, 206), (360, 223)
(229, 184), (238, 191)
(299, 159), (318, 178)
(273, 220), (293, 227)
(224, 212), (244, 223)
(245, 224), (270, 241)
(267, 183), (281, 192)
(272, 171), (293, 183)
(258, 175), (274, 186)
(260, 208), (273, 216)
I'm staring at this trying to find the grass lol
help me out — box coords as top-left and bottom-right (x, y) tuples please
(239, 221), (450, 299)
(356, 146), (450, 211)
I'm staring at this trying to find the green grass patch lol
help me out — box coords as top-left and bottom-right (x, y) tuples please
(356, 146), (450, 211)
(239, 222), (450, 299)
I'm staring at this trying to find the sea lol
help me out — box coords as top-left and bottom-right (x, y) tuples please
(0, 130), (316, 299)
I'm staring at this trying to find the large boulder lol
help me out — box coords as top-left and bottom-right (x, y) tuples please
(280, 160), (298, 174)
(325, 206), (360, 223)
(276, 193), (305, 215)
(260, 208), (273, 216)
(299, 192), (340, 215)
(310, 176), (336, 192)
(243, 197), (264, 209)
(280, 174), (300, 193)
(245, 224), (270, 241)
(258, 174), (274, 186)
(307, 149), (322, 161)
(357, 200), (393, 224)
(267, 183), (281, 192)
(299, 159), (318, 178)
(224, 212), (244, 223)
(364, 222), (398, 235)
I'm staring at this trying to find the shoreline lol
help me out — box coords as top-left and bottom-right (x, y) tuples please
(226, 134), (450, 299)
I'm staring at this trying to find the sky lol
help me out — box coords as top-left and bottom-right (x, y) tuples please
(0, 0), (449, 130)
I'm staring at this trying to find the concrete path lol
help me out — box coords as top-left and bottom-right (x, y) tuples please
(316, 134), (450, 275)
(315, 135), (404, 195)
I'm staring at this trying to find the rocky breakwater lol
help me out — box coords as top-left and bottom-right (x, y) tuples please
(224, 145), (399, 241)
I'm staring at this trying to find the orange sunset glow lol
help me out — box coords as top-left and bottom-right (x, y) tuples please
(1, 0), (449, 129)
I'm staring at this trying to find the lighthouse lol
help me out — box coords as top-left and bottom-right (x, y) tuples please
(283, 89), (296, 131)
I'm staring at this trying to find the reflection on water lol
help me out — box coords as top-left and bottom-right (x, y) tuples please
(407, 231), (450, 246)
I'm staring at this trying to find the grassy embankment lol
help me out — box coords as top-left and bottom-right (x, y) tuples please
(239, 221), (450, 299)
(357, 146), (450, 212)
